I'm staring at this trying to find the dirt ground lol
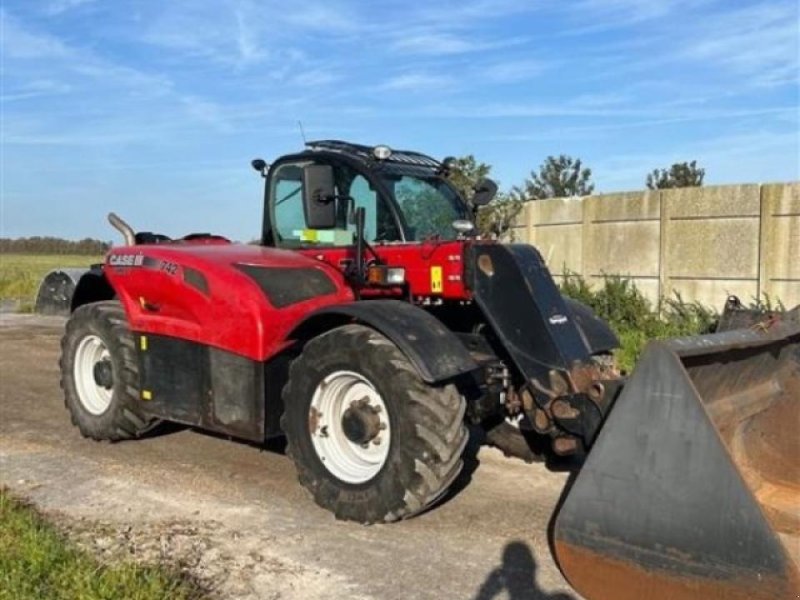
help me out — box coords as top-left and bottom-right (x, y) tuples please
(0, 313), (581, 600)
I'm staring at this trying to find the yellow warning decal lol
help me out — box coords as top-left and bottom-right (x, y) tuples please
(140, 335), (147, 351)
(430, 266), (443, 294)
(141, 390), (152, 401)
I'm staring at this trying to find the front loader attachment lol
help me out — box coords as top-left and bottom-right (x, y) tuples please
(553, 317), (800, 600)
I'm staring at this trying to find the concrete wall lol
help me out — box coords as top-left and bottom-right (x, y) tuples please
(515, 182), (800, 310)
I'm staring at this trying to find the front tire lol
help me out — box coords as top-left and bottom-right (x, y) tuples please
(60, 301), (158, 441)
(281, 324), (468, 523)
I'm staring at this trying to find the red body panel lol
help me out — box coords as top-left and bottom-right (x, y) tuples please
(104, 239), (472, 363)
(104, 242), (355, 361)
(298, 240), (470, 300)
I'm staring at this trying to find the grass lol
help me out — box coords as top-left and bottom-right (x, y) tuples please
(0, 254), (101, 311)
(0, 489), (202, 600)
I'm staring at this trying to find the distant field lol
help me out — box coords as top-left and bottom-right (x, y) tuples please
(0, 254), (101, 311)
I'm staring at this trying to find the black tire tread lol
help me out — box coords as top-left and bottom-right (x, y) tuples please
(281, 324), (467, 524)
(60, 301), (158, 441)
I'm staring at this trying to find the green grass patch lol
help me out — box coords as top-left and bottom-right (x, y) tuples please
(0, 489), (203, 600)
(0, 254), (101, 311)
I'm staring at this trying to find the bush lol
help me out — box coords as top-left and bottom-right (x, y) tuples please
(560, 272), (718, 372)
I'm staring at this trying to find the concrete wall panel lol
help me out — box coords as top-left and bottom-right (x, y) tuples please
(534, 225), (583, 275)
(763, 282), (800, 309)
(585, 221), (660, 277)
(760, 183), (800, 307)
(529, 196), (584, 225)
(661, 184), (760, 218)
(586, 191), (660, 221)
(514, 182), (797, 309)
(664, 219), (760, 279)
(527, 197), (584, 274)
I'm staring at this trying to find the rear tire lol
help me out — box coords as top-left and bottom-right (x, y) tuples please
(281, 324), (468, 524)
(60, 301), (158, 441)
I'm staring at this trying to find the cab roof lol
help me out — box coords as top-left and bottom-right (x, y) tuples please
(304, 140), (442, 170)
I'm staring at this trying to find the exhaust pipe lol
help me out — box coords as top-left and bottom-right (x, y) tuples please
(553, 316), (800, 599)
(107, 212), (135, 246)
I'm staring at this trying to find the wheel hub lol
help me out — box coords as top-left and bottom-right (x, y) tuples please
(73, 334), (113, 416)
(308, 370), (392, 484)
(92, 359), (114, 389)
(341, 399), (382, 445)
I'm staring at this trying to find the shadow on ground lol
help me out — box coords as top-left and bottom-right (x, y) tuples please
(474, 541), (576, 600)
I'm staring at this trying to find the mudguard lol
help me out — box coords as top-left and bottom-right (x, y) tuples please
(69, 266), (115, 312)
(292, 300), (478, 383)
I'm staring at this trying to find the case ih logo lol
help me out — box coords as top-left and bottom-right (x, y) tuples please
(108, 253), (144, 267)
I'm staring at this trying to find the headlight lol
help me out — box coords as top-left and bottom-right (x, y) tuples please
(367, 265), (405, 286)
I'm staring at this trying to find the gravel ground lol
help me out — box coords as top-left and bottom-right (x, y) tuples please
(0, 313), (580, 600)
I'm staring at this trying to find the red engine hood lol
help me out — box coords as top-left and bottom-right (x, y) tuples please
(153, 242), (344, 272)
(104, 242), (354, 361)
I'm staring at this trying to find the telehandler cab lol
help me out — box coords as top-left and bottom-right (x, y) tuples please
(59, 140), (799, 599)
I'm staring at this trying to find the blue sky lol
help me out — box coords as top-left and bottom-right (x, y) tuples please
(1, 0), (798, 241)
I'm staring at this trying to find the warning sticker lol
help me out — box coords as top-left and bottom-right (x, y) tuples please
(430, 266), (443, 294)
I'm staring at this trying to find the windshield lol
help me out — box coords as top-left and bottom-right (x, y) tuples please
(269, 160), (468, 247)
(382, 173), (467, 241)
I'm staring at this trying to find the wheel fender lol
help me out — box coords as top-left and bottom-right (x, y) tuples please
(70, 266), (115, 312)
(291, 300), (478, 383)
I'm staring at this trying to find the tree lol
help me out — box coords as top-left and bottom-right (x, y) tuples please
(445, 155), (491, 200)
(443, 155), (524, 240)
(475, 192), (524, 240)
(513, 155), (595, 201)
(646, 161), (705, 189)
(0, 236), (111, 255)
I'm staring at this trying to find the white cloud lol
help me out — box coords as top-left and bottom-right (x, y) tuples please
(279, 4), (359, 33)
(567, 0), (702, 32)
(380, 72), (457, 91)
(569, 92), (631, 108)
(479, 58), (547, 83)
(680, 3), (799, 87)
(179, 96), (233, 132)
(0, 79), (72, 102)
(390, 31), (526, 56)
(0, 10), (71, 58)
(43, 0), (98, 17)
(289, 69), (341, 87)
(234, 6), (264, 65)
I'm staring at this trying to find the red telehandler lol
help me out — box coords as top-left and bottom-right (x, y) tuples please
(57, 141), (799, 599)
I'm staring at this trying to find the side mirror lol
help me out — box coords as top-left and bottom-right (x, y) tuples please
(472, 178), (498, 207)
(302, 164), (336, 229)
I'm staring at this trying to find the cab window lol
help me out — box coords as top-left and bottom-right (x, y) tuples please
(272, 164), (307, 243)
(270, 162), (401, 246)
(389, 175), (464, 241)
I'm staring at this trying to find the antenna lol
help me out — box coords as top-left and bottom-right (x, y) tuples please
(297, 120), (307, 145)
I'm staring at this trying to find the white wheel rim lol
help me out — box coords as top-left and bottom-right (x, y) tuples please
(73, 334), (113, 415)
(309, 370), (391, 484)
